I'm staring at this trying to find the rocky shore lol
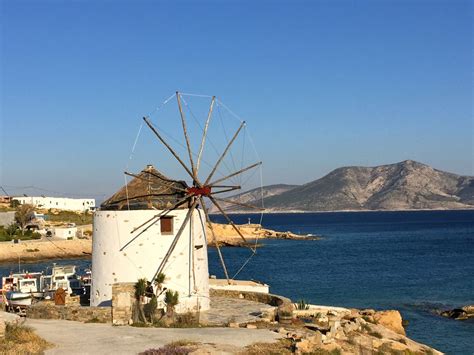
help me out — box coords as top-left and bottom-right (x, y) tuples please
(277, 305), (442, 354)
(206, 223), (318, 247)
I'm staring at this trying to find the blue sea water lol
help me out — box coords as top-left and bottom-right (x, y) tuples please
(1, 210), (472, 354)
(209, 210), (474, 355)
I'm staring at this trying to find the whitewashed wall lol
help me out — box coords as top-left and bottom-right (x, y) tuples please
(12, 197), (95, 212)
(91, 208), (210, 313)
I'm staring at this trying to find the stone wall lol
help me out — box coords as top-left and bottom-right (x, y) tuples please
(26, 301), (111, 323)
(111, 282), (135, 325)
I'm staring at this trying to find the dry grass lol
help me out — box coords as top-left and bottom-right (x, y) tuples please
(0, 322), (52, 354)
(242, 338), (294, 354)
(167, 340), (198, 347)
(139, 341), (197, 355)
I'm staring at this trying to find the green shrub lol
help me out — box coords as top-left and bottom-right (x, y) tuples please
(144, 295), (158, 322)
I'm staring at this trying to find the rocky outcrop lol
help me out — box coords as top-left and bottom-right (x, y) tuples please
(440, 305), (474, 320)
(206, 223), (317, 247)
(373, 310), (406, 335)
(262, 160), (474, 211)
(278, 305), (441, 354)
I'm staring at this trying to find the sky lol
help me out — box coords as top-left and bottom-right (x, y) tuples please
(0, 0), (472, 200)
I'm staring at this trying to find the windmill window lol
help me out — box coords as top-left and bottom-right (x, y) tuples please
(160, 217), (173, 235)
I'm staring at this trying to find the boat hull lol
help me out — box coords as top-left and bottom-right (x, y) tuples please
(6, 291), (32, 306)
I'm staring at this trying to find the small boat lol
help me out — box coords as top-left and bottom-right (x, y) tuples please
(5, 290), (32, 307)
(41, 264), (83, 298)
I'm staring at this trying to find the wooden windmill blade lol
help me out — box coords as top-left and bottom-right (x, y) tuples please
(135, 92), (265, 284)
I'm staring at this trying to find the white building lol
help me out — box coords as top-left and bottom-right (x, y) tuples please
(53, 226), (78, 239)
(91, 165), (210, 313)
(12, 196), (95, 212)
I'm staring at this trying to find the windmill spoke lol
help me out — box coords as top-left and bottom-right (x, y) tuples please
(209, 186), (241, 195)
(196, 96), (215, 176)
(152, 199), (198, 282)
(199, 197), (230, 283)
(212, 185), (241, 188)
(176, 92), (198, 183)
(211, 197), (265, 211)
(209, 161), (262, 186)
(205, 121), (246, 185)
(142, 117), (195, 182)
(208, 196), (255, 252)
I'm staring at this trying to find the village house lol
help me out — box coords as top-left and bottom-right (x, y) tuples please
(12, 196), (95, 212)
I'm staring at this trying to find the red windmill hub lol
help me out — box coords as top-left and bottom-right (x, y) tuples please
(186, 185), (212, 197)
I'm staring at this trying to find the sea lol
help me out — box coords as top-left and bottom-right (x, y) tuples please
(1, 210), (472, 354)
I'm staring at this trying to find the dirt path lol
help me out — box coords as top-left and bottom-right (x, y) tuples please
(26, 318), (281, 354)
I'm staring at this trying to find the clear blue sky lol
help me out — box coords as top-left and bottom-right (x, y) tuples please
(1, 0), (472, 199)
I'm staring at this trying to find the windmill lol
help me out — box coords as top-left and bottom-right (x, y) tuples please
(91, 92), (264, 313)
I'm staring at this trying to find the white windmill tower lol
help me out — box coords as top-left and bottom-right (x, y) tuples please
(91, 92), (263, 313)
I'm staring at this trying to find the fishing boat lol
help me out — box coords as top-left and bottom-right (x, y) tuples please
(1, 272), (44, 298)
(41, 264), (82, 298)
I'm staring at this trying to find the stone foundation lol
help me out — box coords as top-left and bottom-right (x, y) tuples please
(111, 283), (135, 325)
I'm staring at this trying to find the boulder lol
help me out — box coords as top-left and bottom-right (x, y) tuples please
(373, 310), (405, 335)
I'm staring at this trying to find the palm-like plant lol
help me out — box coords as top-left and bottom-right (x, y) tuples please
(154, 272), (166, 294)
(164, 290), (179, 318)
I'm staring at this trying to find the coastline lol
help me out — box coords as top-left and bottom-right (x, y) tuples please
(0, 223), (315, 264)
(221, 207), (474, 214)
(0, 239), (92, 264)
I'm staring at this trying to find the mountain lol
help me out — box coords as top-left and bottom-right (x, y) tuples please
(251, 160), (474, 211)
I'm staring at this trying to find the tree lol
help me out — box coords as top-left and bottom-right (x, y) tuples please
(10, 200), (20, 208)
(5, 223), (18, 239)
(15, 204), (35, 235)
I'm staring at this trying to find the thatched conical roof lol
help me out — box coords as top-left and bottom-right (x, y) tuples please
(101, 165), (189, 210)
